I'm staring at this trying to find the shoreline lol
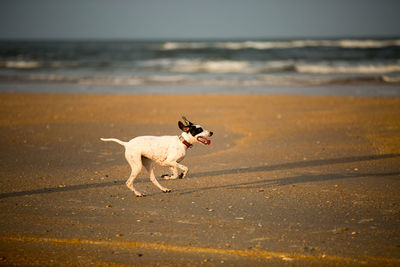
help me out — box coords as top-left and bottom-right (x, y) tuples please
(1, 82), (400, 97)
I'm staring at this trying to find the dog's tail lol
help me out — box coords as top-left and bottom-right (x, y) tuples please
(100, 138), (127, 147)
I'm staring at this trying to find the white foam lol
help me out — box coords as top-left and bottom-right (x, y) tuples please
(138, 58), (400, 75)
(337, 40), (400, 48)
(296, 64), (400, 74)
(6, 72), (400, 88)
(2, 60), (42, 69)
(171, 60), (250, 73)
(138, 58), (297, 73)
(382, 76), (400, 83)
(161, 39), (400, 50)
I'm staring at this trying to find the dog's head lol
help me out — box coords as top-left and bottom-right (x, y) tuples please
(178, 117), (213, 145)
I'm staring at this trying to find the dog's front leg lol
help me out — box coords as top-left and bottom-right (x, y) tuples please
(177, 163), (188, 178)
(162, 162), (188, 179)
(162, 167), (179, 180)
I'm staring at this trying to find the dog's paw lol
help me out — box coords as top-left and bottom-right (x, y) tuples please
(136, 193), (146, 197)
(162, 188), (172, 193)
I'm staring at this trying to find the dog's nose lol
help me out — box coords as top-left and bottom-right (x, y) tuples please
(209, 131), (213, 136)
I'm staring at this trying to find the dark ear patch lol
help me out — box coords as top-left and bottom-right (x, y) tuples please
(178, 121), (190, 132)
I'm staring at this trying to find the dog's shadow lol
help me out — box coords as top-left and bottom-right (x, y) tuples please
(1, 154), (399, 199)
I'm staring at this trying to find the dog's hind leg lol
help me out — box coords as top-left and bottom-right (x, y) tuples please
(143, 157), (171, 193)
(125, 153), (145, 197)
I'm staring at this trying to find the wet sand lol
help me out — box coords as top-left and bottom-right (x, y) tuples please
(0, 93), (399, 266)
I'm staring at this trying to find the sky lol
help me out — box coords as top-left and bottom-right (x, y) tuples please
(0, 0), (399, 40)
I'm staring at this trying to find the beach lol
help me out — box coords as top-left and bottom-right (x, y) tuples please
(0, 92), (399, 266)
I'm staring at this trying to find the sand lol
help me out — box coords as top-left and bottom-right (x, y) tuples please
(0, 93), (399, 266)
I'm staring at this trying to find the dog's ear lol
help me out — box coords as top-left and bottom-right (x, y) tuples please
(182, 116), (193, 126)
(178, 121), (191, 132)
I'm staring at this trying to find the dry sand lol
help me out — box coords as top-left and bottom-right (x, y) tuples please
(0, 93), (399, 266)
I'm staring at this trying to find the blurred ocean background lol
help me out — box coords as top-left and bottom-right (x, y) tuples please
(1, 38), (400, 94)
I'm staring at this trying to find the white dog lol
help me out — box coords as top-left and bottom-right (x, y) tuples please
(101, 117), (213, 197)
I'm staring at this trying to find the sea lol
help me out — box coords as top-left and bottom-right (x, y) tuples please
(1, 38), (400, 96)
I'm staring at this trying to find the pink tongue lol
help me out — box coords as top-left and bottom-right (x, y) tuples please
(208, 140), (212, 145)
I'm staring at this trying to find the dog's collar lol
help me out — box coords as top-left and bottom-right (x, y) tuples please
(179, 135), (192, 148)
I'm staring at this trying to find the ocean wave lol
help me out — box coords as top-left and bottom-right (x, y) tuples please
(169, 59), (251, 73)
(0, 60), (43, 69)
(138, 58), (400, 75)
(0, 74), (187, 85)
(139, 59), (295, 73)
(382, 76), (400, 83)
(2, 58), (400, 76)
(2, 73), (398, 87)
(162, 39), (400, 50)
(0, 60), (80, 69)
(296, 64), (400, 74)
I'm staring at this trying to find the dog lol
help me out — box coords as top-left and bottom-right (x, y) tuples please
(100, 117), (213, 197)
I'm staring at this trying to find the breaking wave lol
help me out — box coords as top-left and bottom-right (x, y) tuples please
(0, 60), (43, 69)
(162, 39), (400, 50)
(296, 63), (400, 74)
(138, 59), (295, 73)
(3, 73), (399, 87)
(138, 59), (400, 75)
(2, 58), (400, 75)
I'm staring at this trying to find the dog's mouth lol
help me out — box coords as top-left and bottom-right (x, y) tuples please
(197, 136), (212, 145)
